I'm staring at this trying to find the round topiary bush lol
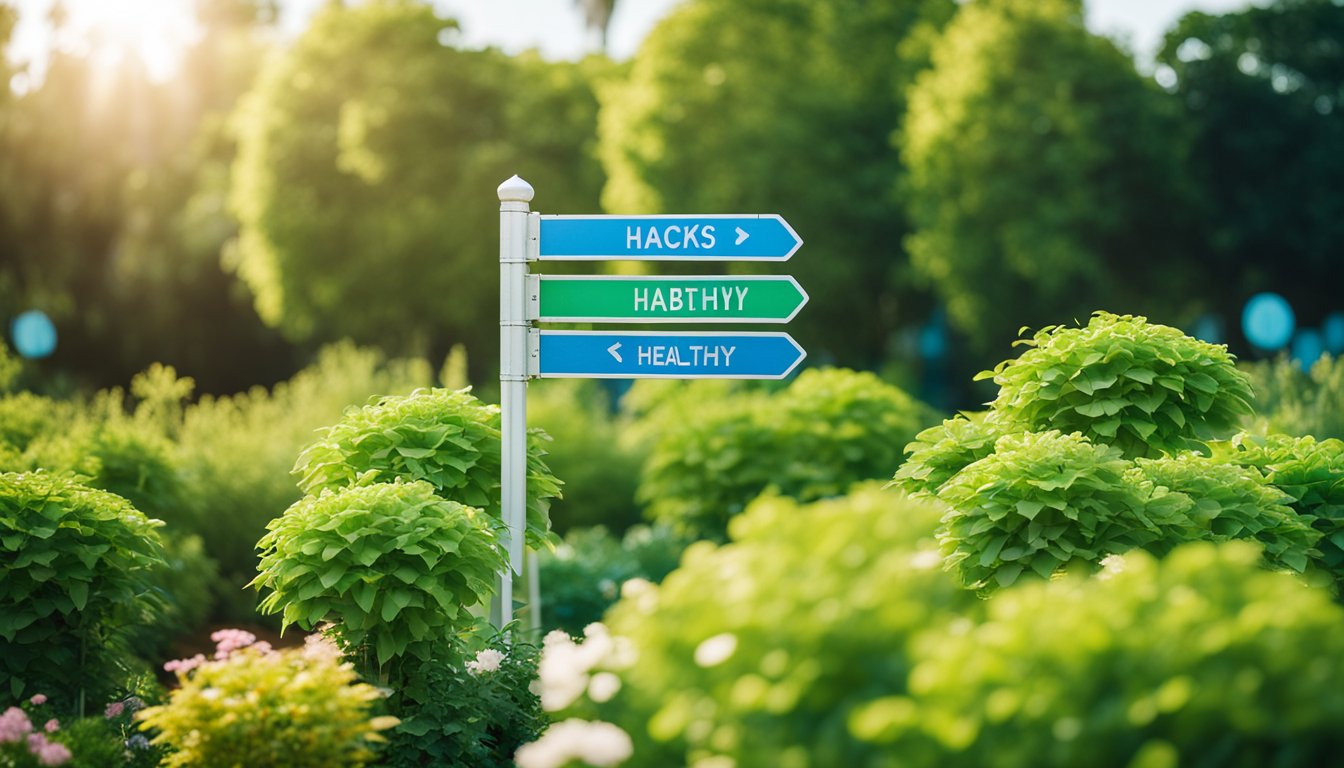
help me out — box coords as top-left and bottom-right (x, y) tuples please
(0, 471), (166, 710)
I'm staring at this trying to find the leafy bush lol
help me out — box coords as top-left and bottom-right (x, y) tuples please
(536, 485), (977, 767)
(538, 524), (686, 636)
(527, 379), (644, 534)
(177, 342), (432, 620)
(0, 472), (166, 710)
(1215, 433), (1344, 581)
(1242, 354), (1344, 440)
(639, 368), (938, 541)
(4, 690), (164, 768)
(898, 313), (1314, 590)
(891, 411), (1003, 497)
(935, 430), (1160, 590)
(983, 312), (1254, 457)
(891, 543), (1344, 768)
(138, 633), (397, 768)
(292, 387), (560, 551)
(252, 480), (506, 672)
(384, 640), (546, 768)
(1127, 452), (1318, 571)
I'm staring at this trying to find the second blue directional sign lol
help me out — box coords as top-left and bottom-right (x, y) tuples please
(535, 331), (806, 379)
(538, 214), (802, 261)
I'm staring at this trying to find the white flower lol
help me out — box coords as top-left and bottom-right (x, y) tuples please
(515, 719), (633, 768)
(587, 672), (622, 703)
(694, 633), (738, 668)
(466, 648), (505, 675)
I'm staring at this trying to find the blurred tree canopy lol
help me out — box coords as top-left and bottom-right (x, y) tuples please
(599, 0), (957, 369)
(903, 0), (1201, 355)
(230, 0), (607, 381)
(1157, 0), (1344, 343)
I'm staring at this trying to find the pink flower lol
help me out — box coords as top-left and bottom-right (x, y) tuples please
(35, 740), (72, 766)
(43, 719), (59, 733)
(163, 653), (207, 675)
(28, 694), (47, 706)
(210, 628), (258, 659)
(0, 706), (33, 743)
(104, 702), (124, 719)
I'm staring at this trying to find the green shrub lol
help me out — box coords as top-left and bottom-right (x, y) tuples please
(1242, 354), (1344, 440)
(639, 368), (938, 541)
(891, 411), (1003, 497)
(893, 543), (1344, 767)
(536, 485), (977, 767)
(384, 640), (546, 768)
(0, 471), (166, 710)
(935, 430), (1167, 590)
(527, 379), (644, 534)
(293, 387), (560, 551)
(177, 341), (432, 619)
(138, 634), (397, 768)
(538, 524), (686, 636)
(252, 480), (506, 674)
(1215, 433), (1344, 581)
(983, 312), (1254, 457)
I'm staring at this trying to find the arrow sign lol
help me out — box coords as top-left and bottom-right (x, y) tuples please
(532, 275), (809, 323)
(538, 214), (802, 261)
(535, 331), (806, 380)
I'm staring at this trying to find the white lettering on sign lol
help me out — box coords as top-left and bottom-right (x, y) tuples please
(635, 345), (737, 368)
(632, 286), (749, 314)
(625, 225), (718, 250)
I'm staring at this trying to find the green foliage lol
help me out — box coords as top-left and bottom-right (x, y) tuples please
(1215, 433), (1344, 580)
(891, 411), (1002, 497)
(293, 386), (560, 551)
(538, 525), (686, 636)
(551, 485), (977, 767)
(384, 641), (545, 768)
(903, 0), (1200, 351)
(252, 481), (506, 669)
(230, 0), (604, 375)
(937, 430), (1162, 590)
(900, 313), (1313, 591)
(527, 379), (644, 534)
(983, 313), (1254, 457)
(639, 368), (937, 541)
(138, 640), (397, 768)
(1242, 355), (1344, 441)
(177, 341), (431, 618)
(0, 472), (166, 709)
(600, 0), (956, 367)
(1158, 1), (1344, 329)
(892, 543), (1344, 767)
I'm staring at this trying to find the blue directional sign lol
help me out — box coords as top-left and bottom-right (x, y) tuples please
(538, 214), (802, 261)
(535, 331), (806, 379)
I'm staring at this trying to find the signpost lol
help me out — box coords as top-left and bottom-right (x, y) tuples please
(531, 275), (808, 323)
(496, 176), (808, 632)
(534, 331), (806, 379)
(538, 214), (802, 261)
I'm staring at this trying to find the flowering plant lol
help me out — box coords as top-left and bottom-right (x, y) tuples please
(381, 638), (546, 768)
(0, 691), (159, 767)
(137, 629), (397, 768)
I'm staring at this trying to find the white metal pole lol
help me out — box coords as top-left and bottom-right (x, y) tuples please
(498, 175), (533, 631)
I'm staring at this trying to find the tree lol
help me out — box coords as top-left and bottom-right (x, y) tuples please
(230, 0), (606, 380)
(599, 0), (957, 369)
(1156, 0), (1344, 346)
(902, 0), (1200, 355)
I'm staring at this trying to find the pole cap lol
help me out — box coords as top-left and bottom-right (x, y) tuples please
(498, 175), (535, 203)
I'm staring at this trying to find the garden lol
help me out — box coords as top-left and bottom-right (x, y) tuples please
(4, 0), (1344, 765)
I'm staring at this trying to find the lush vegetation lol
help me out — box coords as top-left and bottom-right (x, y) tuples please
(3, 0), (1344, 765)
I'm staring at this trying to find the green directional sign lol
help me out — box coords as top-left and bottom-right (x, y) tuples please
(531, 275), (809, 324)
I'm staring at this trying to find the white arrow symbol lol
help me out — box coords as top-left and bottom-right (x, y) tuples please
(735, 227), (749, 246)
(607, 342), (623, 363)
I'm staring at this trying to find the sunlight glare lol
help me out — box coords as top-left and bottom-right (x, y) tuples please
(64, 0), (197, 80)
